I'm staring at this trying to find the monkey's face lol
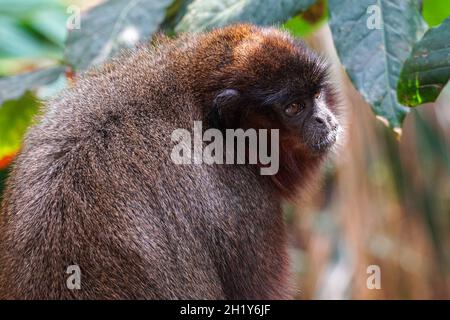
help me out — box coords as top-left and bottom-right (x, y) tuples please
(210, 31), (340, 157)
(268, 87), (339, 155)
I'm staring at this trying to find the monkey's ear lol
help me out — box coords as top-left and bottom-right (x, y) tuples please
(208, 89), (241, 129)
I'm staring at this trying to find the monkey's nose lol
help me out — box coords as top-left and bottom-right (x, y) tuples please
(314, 116), (325, 125)
(314, 116), (331, 131)
(313, 115), (338, 133)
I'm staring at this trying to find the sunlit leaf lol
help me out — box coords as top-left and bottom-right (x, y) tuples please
(422, 0), (450, 27)
(283, 0), (327, 37)
(0, 92), (40, 160)
(398, 17), (450, 107)
(0, 153), (15, 170)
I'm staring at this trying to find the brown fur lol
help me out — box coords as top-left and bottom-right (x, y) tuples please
(0, 24), (338, 299)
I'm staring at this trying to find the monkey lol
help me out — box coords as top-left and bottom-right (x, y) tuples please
(0, 24), (341, 299)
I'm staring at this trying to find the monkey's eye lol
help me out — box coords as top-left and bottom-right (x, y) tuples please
(284, 103), (303, 117)
(314, 91), (321, 99)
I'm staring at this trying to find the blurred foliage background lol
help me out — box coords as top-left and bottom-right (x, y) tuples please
(0, 0), (449, 299)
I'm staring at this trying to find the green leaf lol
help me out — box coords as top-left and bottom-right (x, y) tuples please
(0, 0), (66, 59)
(283, 0), (327, 37)
(0, 0), (61, 18)
(0, 16), (54, 58)
(328, 0), (427, 130)
(422, 0), (450, 27)
(27, 8), (68, 47)
(175, 0), (316, 33)
(284, 15), (320, 37)
(161, 0), (193, 34)
(0, 167), (8, 195)
(0, 92), (40, 160)
(0, 66), (65, 166)
(65, 0), (174, 71)
(0, 66), (65, 106)
(397, 17), (450, 107)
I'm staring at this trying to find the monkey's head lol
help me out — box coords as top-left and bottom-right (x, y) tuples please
(199, 24), (341, 158)
(185, 24), (342, 196)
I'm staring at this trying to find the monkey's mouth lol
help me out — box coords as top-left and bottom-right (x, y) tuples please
(309, 130), (337, 153)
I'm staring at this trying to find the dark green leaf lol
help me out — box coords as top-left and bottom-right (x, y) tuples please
(0, 66), (65, 106)
(65, 0), (174, 71)
(398, 17), (450, 107)
(0, 167), (8, 195)
(175, 0), (316, 32)
(328, 0), (427, 130)
(161, 0), (193, 34)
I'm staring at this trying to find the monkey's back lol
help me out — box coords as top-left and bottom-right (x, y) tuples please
(0, 41), (290, 299)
